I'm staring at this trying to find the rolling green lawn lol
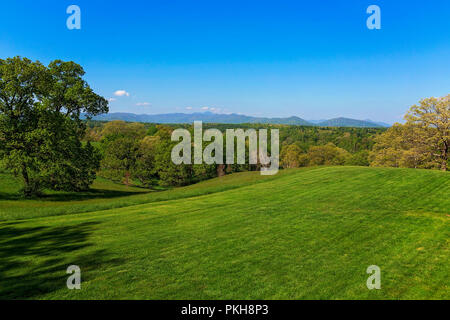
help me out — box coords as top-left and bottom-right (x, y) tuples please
(0, 166), (449, 299)
(0, 170), (293, 221)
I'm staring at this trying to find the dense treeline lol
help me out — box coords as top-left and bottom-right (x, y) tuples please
(82, 120), (384, 187)
(82, 93), (448, 189)
(277, 94), (449, 171)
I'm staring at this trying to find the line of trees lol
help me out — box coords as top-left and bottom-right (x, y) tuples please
(280, 143), (369, 168)
(277, 95), (449, 171)
(82, 120), (382, 188)
(88, 121), (255, 187)
(85, 103), (449, 188)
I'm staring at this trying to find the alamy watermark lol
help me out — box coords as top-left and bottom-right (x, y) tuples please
(67, 265), (81, 289)
(366, 265), (381, 290)
(171, 121), (279, 175)
(65, 5), (381, 31)
(66, 5), (81, 30)
(366, 5), (381, 30)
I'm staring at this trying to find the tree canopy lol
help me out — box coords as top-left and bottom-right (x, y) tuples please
(0, 57), (108, 196)
(405, 95), (449, 171)
(370, 94), (449, 171)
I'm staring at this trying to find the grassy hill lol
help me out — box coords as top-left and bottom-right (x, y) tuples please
(0, 167), (448, 299)
(0, 170), (292, 221)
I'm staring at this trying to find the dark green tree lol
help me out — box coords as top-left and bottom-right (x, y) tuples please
(0, 57), (108, 196)
(153, 138), (193, 187)
(99, 121), (146, 185)
(134, 136), (160, 187)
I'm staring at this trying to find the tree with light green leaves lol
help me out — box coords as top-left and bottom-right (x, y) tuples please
(280, 144), (304, 168)
(0, 57), (108, 196)
(405, 94), (449, 171)
(307, 143), (351, 166)
(370, 95), (449, 171)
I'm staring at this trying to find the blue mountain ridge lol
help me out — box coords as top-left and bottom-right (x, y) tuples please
(85, 112), (390, 127)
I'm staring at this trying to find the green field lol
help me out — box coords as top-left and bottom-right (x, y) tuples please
(0, 166), (449, 299)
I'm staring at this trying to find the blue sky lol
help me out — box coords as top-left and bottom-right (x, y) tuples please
(1, 0), (449, 123)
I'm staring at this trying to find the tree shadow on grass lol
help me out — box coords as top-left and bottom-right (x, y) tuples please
(0, 221), (124, 299)
(38, 188), (150, 202)
(0, 188), (150, 202)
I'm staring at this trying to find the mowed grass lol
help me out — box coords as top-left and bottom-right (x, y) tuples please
(0, 166), (449, 299)
(0, 170), (293, 220)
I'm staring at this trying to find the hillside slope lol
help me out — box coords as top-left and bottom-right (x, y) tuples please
(0, 167), (448, 299)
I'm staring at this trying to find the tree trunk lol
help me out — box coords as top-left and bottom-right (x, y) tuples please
(124, 171), (130, 186)
(441, 158), (447, 171)
(441, 142), (448, 171)
(216, 164), (226, 177)
(21, 164), (31, 197)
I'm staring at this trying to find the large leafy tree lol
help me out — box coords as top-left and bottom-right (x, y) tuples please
(370, 94), (449, 171)
(153, 140), (194, 187)
(307, 143), (351, 166)
(151, 126), (194, 187)
(134, 135), (161, 187)
(99, 121), (146, 185)
(0, 57), (108, 196)
(280, 144), (304, 168)
(405, 95), (449, 171)
(369, 123), (435, 169)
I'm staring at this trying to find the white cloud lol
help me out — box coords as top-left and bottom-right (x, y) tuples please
(108, 98), (117, 102)
(186, 107), (193, 110)
(136, 102), (151, 106)
(200, 106), (224, 113)
(114, 90), (130, 97)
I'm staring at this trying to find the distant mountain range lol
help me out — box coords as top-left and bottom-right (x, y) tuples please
(87, 112), (391, 128)
(316, 117), (390, 128)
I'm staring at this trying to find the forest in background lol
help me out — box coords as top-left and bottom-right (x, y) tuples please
(82, 121), (385, 188)
(83, 93), (449, 189)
